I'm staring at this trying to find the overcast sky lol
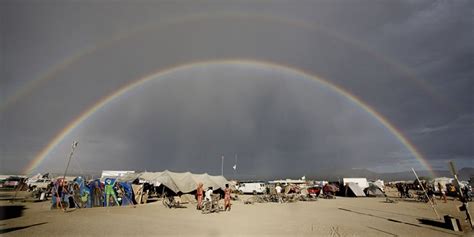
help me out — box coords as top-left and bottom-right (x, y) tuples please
(1, 0), (473, 178)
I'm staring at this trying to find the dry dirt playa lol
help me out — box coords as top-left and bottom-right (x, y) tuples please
(1, 194), (472, 237)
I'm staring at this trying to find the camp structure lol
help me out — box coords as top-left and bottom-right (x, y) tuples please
(344, 182), (366, 197)
(101, 170), (136, 180)
(343, 178), (369, 190)
(268, 179), (306, 185)
(117, 170), (229, 194)
(364, 183), (385, 197)
(432, 177), (454, 192)
(371, 180), (385, 191)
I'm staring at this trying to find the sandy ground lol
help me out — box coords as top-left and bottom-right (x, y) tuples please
(0, 190), (473, 237)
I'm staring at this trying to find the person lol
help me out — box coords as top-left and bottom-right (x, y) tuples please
(404, 184), (410, 198)
(205, 187), (213, 202)
(427, 186), (436, 205)
(462, 185), (472, 202)
(196, 183), (204, 210)
(72, 183), (82, 208)
(92, 180), (102, 207)
(396, 183), (403, 198)
(438, 183), (447, 203)
(62, 181), (70, 209)
(51, 179), (63, 210)
(224, 184), (231, 211)
(275, 184), (282, 194)
(450, 184), (456, 193)
(105, 178), (119, 207)
(275, 184), (282, 203)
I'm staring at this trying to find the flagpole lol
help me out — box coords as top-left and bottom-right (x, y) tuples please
(63, 141), (78, 180)
(234, 154), (237, 180)
(221, 155), (224, 176)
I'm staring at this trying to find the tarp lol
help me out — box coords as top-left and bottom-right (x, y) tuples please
(118, 170), (229, 194)
(345, 182), (366, 197)
(118, 182), (134, 206)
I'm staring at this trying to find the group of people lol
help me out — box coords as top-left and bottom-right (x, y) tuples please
(395, 183), (412, 198)
(50, 177), (136, 210)
(196, 183), (232, 212)
(396, 181), (473, 204)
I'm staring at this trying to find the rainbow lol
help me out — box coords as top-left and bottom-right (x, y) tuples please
(1, 11), (444, 112)
(23, 59), (435, 176)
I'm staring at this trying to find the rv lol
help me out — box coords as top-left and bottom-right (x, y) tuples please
(237, 182), (266, 194)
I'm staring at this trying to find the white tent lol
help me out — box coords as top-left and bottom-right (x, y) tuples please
(345, 182), (366, 197)
(372, 180), (385, 191)
(117, 170), (229, 193)
(343, 178), (369, 190)
(101, 170), (135, 179)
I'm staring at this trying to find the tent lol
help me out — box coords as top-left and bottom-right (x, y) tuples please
(372, 180), (385, 192)
(101, 170), (135, 179)
(345, 182), (366, 197)
(117, 170), (229, 194)
(117, 182), (134, 206)
(364, 184), (385, 197)
(343, 178), (369, 190)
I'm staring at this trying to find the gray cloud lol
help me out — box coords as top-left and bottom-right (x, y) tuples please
(1, 1), (472, 177)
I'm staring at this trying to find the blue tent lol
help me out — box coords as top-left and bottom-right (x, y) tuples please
(118, 182), (134, 206)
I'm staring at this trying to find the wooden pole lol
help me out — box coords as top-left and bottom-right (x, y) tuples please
(449, 161), (473, 228)
(412, 168), (440, 219)
(63, 141), (78, 180)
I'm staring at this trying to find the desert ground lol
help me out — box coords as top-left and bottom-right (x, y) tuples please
(1, 189), (472, 237)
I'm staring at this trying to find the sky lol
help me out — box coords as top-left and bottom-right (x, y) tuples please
(1, 0), (473, 179)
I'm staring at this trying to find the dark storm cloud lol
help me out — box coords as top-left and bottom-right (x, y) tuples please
(33, 66), (413, 178)
(1, 0), (472, 176)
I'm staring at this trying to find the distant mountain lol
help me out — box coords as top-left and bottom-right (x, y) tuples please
(458, 167), (474, 180)
(309, 168), (381, 181)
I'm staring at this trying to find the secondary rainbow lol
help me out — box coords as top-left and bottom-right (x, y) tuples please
(23, 59), (435, 176)
(1, 12), (443, 112)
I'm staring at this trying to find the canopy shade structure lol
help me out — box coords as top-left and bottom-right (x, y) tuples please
(117, 170), (229, 193)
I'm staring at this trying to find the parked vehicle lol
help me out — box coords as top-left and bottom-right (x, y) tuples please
(307, 186), (321, 197)
(28, 179), (51, 191)
(237, 182), (266, 195)
(0, 176), (27, 190)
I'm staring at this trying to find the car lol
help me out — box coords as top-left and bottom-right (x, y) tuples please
(307, 186), (321, 196)
(28, 179), (51, 191)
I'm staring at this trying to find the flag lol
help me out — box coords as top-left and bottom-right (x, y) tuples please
(233, 164), (237, 170)
(301, 176), (306, 180)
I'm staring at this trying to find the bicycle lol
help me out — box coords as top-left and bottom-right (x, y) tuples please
(201, 194), (221, 214)
(162, 193), (184, 208)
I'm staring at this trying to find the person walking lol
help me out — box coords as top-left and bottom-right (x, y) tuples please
(438, 183), (447, 203)
(224, 184), (231, 211)
(427, 185), (436, 205)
